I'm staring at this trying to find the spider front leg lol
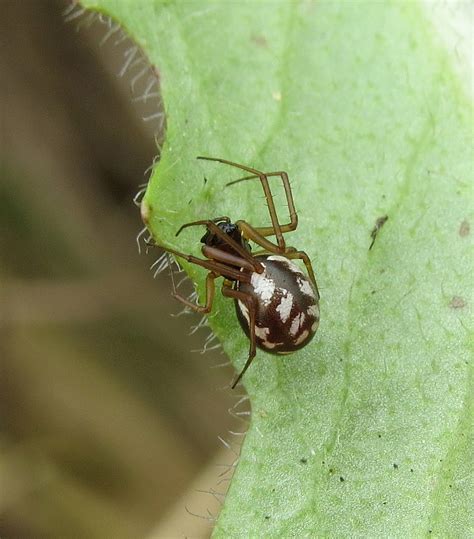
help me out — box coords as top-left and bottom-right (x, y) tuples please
(198, 157), (296, 250)
(170, 270), (217, 313)
(228, 170), (298, 239)
(160, 244), (250, 312)
(222, 282), (257, 389)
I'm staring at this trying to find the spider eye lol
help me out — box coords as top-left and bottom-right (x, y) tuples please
(215, 221), (233, 234)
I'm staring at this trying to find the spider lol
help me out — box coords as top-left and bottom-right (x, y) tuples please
(159, 157), (320, 388)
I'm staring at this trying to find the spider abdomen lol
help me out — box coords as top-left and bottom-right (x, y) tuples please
(235, 255), (319, 354)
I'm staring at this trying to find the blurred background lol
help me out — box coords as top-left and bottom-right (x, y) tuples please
(1, 1), (244, 537)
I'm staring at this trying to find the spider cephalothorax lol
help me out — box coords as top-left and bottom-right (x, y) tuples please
(158, 157), (320, 388)
(199, 218), (251, 258)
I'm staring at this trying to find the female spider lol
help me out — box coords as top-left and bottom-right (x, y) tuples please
(159, 157), (320, 389)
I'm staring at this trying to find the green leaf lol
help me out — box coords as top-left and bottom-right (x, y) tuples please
(80, 1), (473, 536)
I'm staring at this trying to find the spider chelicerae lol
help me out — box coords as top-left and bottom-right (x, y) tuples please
(156, 156), (320, 388)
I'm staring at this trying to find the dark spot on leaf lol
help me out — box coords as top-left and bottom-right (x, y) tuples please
(393, 463), (398, 469)
(204, 176), (208, 184)
(382, 501), (387, 505)
(251, 33), (268, 47)
(188, 199), (193, 205)
(449, 296), (466, 309)
(459, 219), (470, 237)
(340, 476), (345, 482)
(371, 289), (376, 294)
(369, 214), (388, 250)
(410, 468), (414, 473)
(265, 515), (270, 520)
(300, 458), (307, 464)
(329, 468), (334, 473)
(378, 434), (382, 438)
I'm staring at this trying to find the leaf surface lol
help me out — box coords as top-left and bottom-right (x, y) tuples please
(81, 1), (473, 536)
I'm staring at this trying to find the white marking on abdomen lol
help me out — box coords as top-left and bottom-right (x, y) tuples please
(297, 276), (316, 299)
(267, 255), (291, 265)
(251, 268), (275, 305)
(295, 329), (309, 346)
(267, 255), (303, 274)
(264, 340), (284, 349)
(290, 312), (306, 336)
(307, 304), (320, 319)
(238, 300), (250, 325)
(276, 291), (294, 323)
(255, 325), (270, 340)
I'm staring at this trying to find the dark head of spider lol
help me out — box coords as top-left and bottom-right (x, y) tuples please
(163, 157), (320, 389)
(200, 218), (251, 257)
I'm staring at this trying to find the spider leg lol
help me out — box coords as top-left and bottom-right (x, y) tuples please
(197, 156), (262, 176)
(197, 156), (287, 250)
(160, 245), (250, 282)
(202, 246), (257, 272)
(175, 217), (230, 237)
(176, 218), (263, 273)
(227, 171), (298, 237)
(235, 221), (319, 296)
(170, 270), (217, 313)
(284, 249), (320, 298)
(221, 283), (257, 389)
(236, 220), (284, 253)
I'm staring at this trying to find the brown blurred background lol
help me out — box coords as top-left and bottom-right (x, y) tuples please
(1, 1), (243, 537)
